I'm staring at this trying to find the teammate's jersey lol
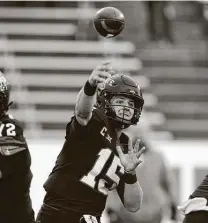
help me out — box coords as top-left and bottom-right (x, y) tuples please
(190, 175), (208, 199)
(44, 108), (125, 215)
(0, 113), (34, 221)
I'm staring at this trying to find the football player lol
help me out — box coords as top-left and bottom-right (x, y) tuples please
(36, 61), (145, 223)
(0, 72), (35, 223)
(178, 175), (208, 223)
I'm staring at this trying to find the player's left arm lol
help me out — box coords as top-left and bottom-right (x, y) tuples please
(116, 137), (145, 212)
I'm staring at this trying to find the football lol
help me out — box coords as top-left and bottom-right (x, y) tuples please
(93, 7), (125, 38)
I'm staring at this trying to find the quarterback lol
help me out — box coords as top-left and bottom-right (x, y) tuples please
(36, 61), (145, 223)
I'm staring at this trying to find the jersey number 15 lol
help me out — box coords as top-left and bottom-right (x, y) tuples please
(80, 148), (124, 195)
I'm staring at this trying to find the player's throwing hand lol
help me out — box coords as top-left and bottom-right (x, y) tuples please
(88, 61), (115, 87)
(116, 138), (145, 173)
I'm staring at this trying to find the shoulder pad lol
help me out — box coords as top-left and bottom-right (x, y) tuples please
(93, 108), (109, 126)
(3, 114), (23, 128)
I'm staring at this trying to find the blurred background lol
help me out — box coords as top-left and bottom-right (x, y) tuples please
(0, 0), (208, 222)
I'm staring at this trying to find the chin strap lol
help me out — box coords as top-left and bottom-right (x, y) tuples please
(111, 119), (130, 130)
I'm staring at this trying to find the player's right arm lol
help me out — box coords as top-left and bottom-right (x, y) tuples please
(75, 61), (114, 126)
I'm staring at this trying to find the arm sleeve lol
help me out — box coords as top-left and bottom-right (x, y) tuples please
(65, 110), (104, 141)
(65, 115), (89, 140)
(190, 175), (208, 198)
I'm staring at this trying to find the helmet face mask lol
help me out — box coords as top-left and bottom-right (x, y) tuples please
(97, 74), (144, 128)
(110, 95), (135, 122)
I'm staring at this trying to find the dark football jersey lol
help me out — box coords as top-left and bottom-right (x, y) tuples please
(44, 108), (125, 215)
(190, 175), (208, 199)
(0, 113), (32, 179)
(0, 113), (34, 221)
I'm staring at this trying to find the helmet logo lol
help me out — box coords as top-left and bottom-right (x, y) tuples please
(106, 78), (115, 87)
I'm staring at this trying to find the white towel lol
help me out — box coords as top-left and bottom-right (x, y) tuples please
(177, 197), (208, 215)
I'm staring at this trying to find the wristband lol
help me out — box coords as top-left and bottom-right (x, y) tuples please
(123, 171), (137, 184)
(84, 81), (97, 96)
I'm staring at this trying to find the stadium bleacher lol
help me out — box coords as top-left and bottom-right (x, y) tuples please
(0, 1), (207, 140)
(135, 1), (208, 139)
(0, 1), (168, 140)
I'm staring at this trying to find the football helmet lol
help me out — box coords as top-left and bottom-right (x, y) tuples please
(0, 72), (11, 117)
(97, 74), (144, 128)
